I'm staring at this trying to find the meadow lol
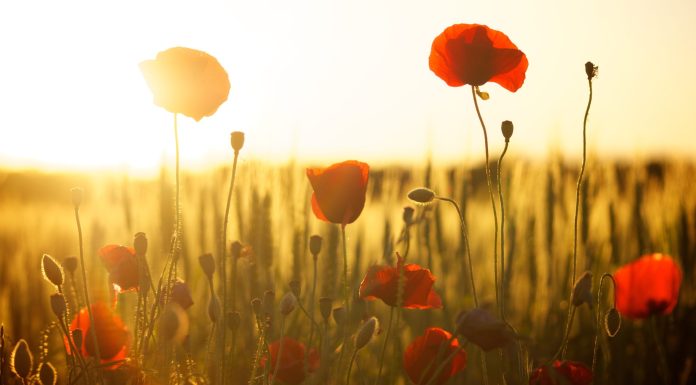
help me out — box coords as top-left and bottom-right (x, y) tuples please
(0, 155), (694, 384)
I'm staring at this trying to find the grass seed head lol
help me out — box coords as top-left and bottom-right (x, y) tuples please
(355, 317), (378, 350)
(10, 339), (33, 379)
(41, 254), (64, 287)
(49, 293), (66, 318)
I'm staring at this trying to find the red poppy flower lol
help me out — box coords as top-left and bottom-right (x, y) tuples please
(260, 337), (319, 385)
(529, 360), (593, 385)
(614, 253), (682, 319)
(306, 160), (369, 225)
(67, 302), (129, 364)
(359, 254), (442, 309)
(403, 327), (467, 385)
(99, 245), (139, 293)
(429, 24), (528, 92)
(140, 47), (230, 121)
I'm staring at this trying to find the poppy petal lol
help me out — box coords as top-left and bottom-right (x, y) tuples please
(404, 327), (467, 385)
(306, 160), (369, 225)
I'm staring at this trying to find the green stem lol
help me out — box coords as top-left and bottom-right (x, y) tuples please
(306, 255), (318, 373)
(346, 347), (358, 385)
(471, 85), (500, 314)
(497, 141), (509, 320)
(592, 273), (616, 373)
(436, 197), (478, 307)
(374, 307), (394, 385)
(74, 204), (103, 384)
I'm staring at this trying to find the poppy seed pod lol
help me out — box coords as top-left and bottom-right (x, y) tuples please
(227, 311), (241, 331)
(10, 339), (33, 379)
(133, 232), (148, 256)
(332, 307), (346, 326)
(501, 120), (514, 141)
(42, 254), (64, 287)
(572, 271), (593, 307)
(289, 280), (301, 298)
(355, 317), (378, 350)
(585, 61), (598, 80)
(62, 257), (78, 275)
(407, 188), (436, 205)
(402, 206), (415, 225)
(309, 235), (323, 257)
(39, 362), (57, 385)
(231, 241), (243, 260)
(208, 295), (221, 323)
(319, 297), (333, 322)
(604, 308), (621, 337)
(50, 293), (66, 318)
(280, 292), (297, 316)
(70, 187), (83, 207)
(251, 298), (263, 317)
(231, 131), (245, 153)
(198, 253), (216, 280)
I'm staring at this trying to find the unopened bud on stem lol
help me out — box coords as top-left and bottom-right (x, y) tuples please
(309, 235), (323, 257)
(407, 188), (436, 205)
(231, 131), (245, 153)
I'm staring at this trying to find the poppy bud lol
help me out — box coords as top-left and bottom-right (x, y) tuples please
(280, 292), (297, 316)
(309, 235), (323, 257)
(402, 206), (415, 225)
(289, 280), (301, 298)
(585, 61), (598, 80)
(42, 254), (64, 287)
(10, 339), (33, 379)
(134, 232), (148, 256)
(39, 362), (57, 385)
(263, 290), (275, 316)
(208, 295), (221, 323)
(407, 188), (436, 205)
(50, 293), (66, 318)
(355, 317), (378, 350)
(319, 297), (333, 322)
(501, 120), (514, 141)
(227, 311), (241, 331)
(251, 298), (262, 317)
(333, 307), (346, 326)
(231, 131), (245, 153)
(70, 187), (83, 207)
(572, 271), (593, 307)
(231, 241), (243, 259)
(198, 253), (216, 280)
(71, 329), (83, 352)
(604, 308), (621, 337)
(171, 280), (194, 310)
(62, 256), (78, 275)
(476, 88), (490, 100)
(160, 303), (189, 343)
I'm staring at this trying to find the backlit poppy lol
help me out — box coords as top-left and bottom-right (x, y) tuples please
(614, 253), (682, 319)
(260, 337), (319, 385)
(140, 47), (230, 121)
(306, 160), (369, 225)
(403, 327), (467, 385)
(68, 302), (129, 364)
(429, 24), (528, 92)
(359, 254), (442, 309)
(529, 360), (593, 385)
(455, 308), (515, 351)
(99, 245), (139, 293)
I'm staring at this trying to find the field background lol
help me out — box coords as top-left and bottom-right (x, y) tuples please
(0, 157), (695, 384)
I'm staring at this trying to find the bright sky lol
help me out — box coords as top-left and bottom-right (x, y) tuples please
(1, 0), (695, 174)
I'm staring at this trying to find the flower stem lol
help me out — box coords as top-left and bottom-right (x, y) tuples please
(338, 224), (350, 371)
(306, 256), (318, 373)
(436, 197), (478, 307)
(374, 307), (394, 385)
(346, 347), (358, 385)
(471, 85), (500, 314)
(74, 203), (103, 384)
(650, 316), (671, 385)
(592, 273), (616, 373)
(497, 141), (509, 320)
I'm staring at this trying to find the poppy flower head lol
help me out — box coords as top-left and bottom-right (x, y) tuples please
(359, 255), (442, 309)
(455, 308), (515, 351)
(306, 160), (369, 225)
(99, 245), (139, 293)
(140, 47), (230, 121)
(403, 327), (467, 385)
(429, 24), (528, 92)
(260, 337), (319, 385)
(68, 302), (129, 364)
(529, 360), (593, 385)
(614, 253), (682, 319)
